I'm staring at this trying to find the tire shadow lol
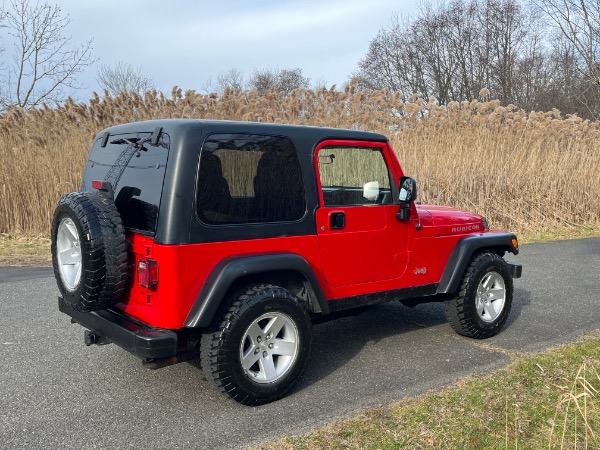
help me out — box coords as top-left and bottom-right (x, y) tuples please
(503, 287), (531, 328)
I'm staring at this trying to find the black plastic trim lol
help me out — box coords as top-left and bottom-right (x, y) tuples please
(151, 126), (163, 146)
(184, 253), (328, 328)
(58, 295), (177, 359)
(508, 262), (522, 278)
(100, 131), (110, 147)
(437, 232), (521, 295)
(327, 283), (439, 312)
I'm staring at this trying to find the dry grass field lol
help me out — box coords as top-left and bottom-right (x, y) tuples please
(1, 85), (599, 237)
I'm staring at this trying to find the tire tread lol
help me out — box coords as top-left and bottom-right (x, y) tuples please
(51, 191), (128, 312)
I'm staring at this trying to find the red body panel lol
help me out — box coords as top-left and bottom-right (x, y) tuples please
(122, 233), (326, 329)
(421, 205), (485, 236)
(118, 140), (489, 330)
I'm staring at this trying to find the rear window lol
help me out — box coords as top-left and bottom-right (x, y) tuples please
(81, 131), (170, 234)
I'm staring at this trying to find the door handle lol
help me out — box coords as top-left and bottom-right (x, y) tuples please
(330, 212), (345, 229)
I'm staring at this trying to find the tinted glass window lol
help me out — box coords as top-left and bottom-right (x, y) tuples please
(82, 132), (170, 234)
(318, 146), (392, 206)
(197, 133), (306, 225)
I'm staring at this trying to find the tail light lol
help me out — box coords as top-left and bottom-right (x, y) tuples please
(138, 259), (159, 289)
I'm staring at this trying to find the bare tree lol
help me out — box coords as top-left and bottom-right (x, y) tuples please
(534, 0), (600, 78)
(534, 0), (600, 117)
(416, 4), (458, 103)
(276, 68), (310, 94)
(199, 68), (245, 95)
(248, 67), (310, 95)
(201, 67), (311, 97)
(354, 0), (548, 106)
(0, 0), (95, 108)
(216, 68), (245, 93)
(485, 0), (532, 103)
(353, 14), (428, 98)
(97, 61), (154, 96)
(0, 10), (6, 77)
(248, 67), (277, 95)
(534, 37), (582, 113)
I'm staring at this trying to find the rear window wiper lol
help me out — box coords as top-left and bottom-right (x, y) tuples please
(109, 137), (148, 156)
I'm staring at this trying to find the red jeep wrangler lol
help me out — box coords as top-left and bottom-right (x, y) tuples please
(51, 120), (522, 405)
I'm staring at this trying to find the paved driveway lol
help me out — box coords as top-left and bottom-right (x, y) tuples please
(1, 238), (599, 449)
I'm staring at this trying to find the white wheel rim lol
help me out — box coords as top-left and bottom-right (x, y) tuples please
(239, 312), (299, 384)
(475, 271), (506, 323)
(56, 217), (82, 291)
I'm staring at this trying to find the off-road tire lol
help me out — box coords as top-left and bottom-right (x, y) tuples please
(201, 284), (312, 406)
(51, 192), (128, 312)
(444, 252), (513, 339)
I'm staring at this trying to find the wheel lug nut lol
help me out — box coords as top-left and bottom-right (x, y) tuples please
(268, 343), (274, 349)
(266, 333), (272, 340)
(257, 336), (262, 343)
(263, 351), (268, 357)
(254, 348), (259, 354)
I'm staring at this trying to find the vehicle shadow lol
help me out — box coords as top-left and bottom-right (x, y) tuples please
(179, 287), (532, 406)
(295, 286), (532, 394)
(296, 300), (447, 390)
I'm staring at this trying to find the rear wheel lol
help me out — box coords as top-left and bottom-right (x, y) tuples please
(201, 284), (312, 405)
(444, 252), (513, 339)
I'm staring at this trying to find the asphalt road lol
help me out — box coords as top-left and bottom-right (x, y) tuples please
(1, 238), (599, 449)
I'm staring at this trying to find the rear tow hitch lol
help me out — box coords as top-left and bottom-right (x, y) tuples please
(84, 330), (110, 346)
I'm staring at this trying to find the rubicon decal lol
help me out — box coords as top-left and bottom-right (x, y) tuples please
(451, 224), (481, 233)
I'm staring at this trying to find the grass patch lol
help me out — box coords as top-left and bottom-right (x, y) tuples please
(0, 233), (51, 266)
(258, 333), (600, 450)
(519, 225), (600, 244)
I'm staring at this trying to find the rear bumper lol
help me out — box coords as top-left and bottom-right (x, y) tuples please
(58, 296), (178, 360)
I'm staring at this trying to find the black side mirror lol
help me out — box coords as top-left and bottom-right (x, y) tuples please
(397, 177), (417, 221)
(399, 177), (417, 203)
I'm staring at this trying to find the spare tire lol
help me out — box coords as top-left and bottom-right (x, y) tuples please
(51, 192), (128, 312)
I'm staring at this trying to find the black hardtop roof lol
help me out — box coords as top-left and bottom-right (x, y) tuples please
(98, 119), (389, 152)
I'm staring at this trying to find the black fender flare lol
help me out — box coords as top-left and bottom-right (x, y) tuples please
(436, 232), (520, 295)
(184, 253), (328, 328)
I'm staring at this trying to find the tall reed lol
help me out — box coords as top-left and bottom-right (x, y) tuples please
(1, 86), (599, 236)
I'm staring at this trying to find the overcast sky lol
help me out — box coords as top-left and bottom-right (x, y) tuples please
(53, 0), (418, 100)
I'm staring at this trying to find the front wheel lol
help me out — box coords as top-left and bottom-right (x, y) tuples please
(201, 285), (312, 405)
(445, 252), (513, 339)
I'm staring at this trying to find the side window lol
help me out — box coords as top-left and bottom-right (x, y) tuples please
(196, 133), (306, 225)
(318, 146), (392, 206)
